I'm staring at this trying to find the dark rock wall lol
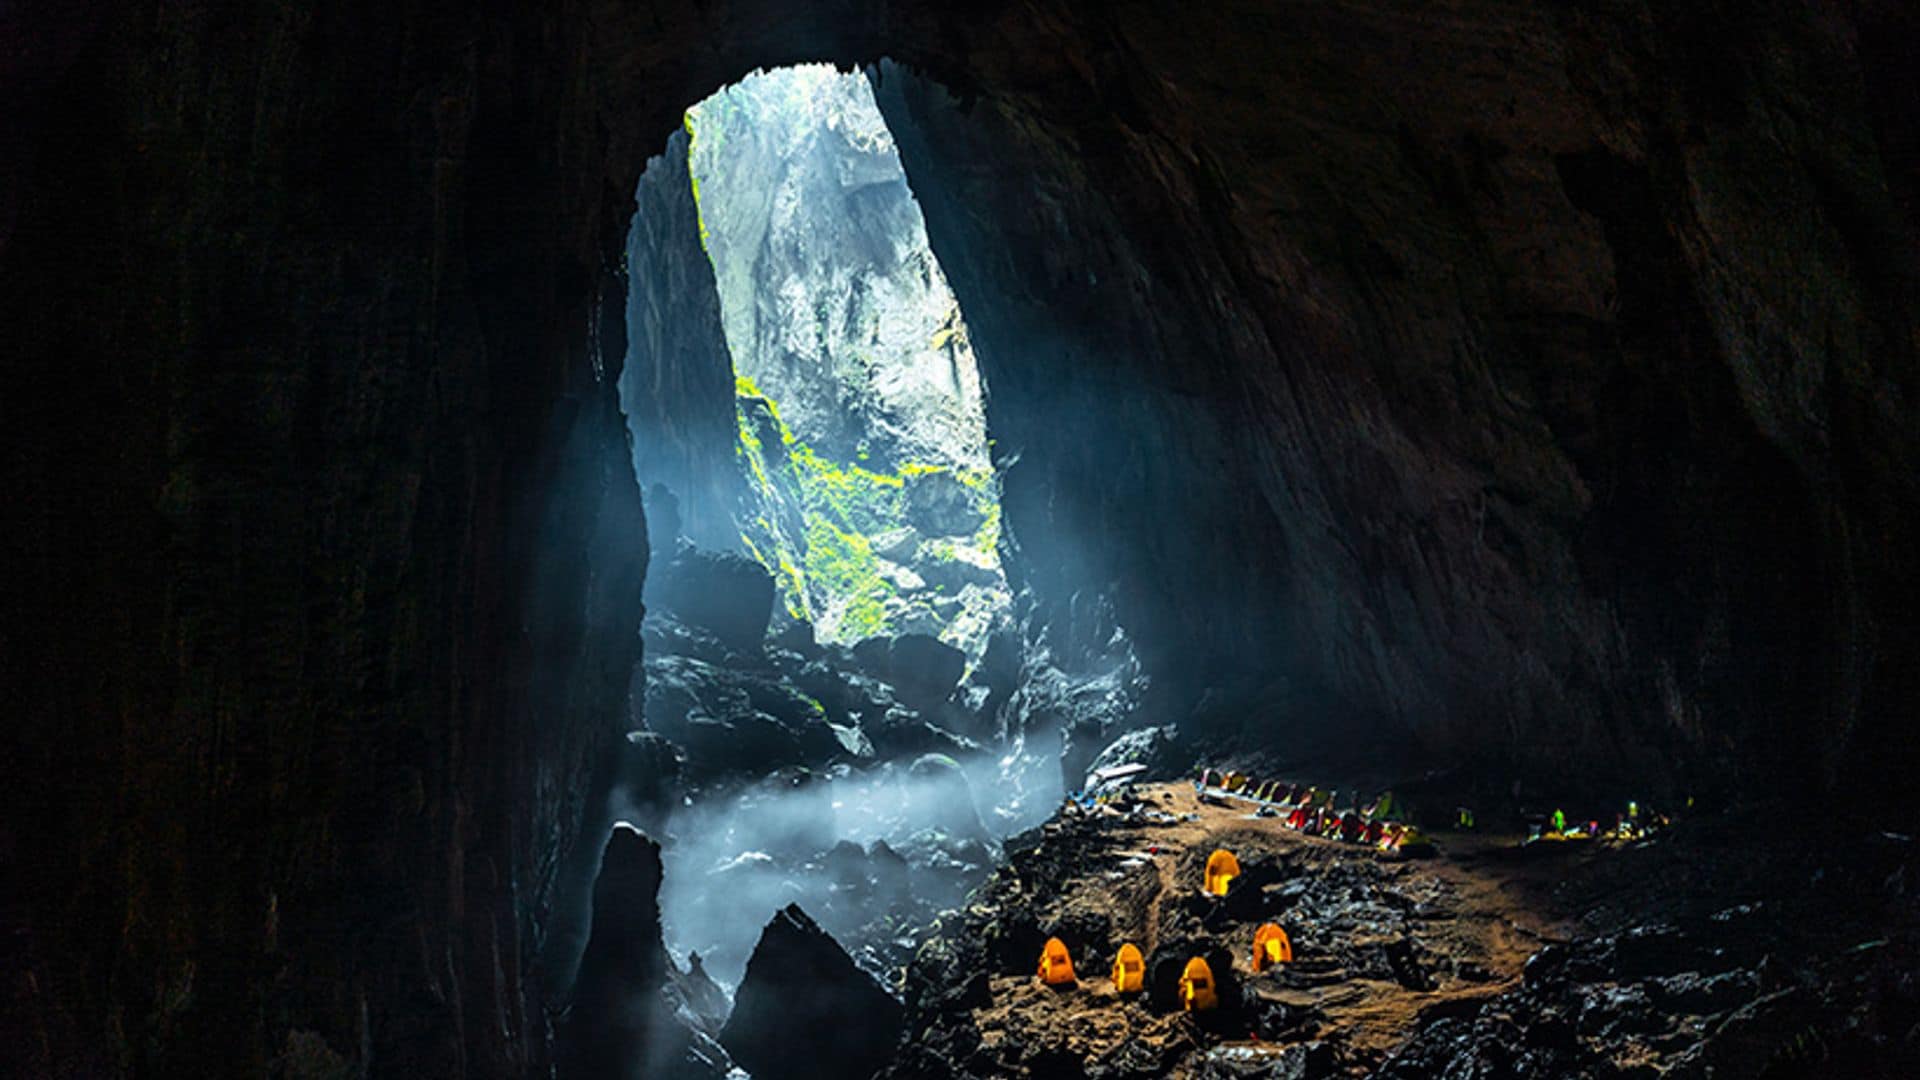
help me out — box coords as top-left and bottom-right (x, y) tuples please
(2, 3), (647, 1075)
(870, 4), (1919, 800)
(2, 0), (1914, 1074)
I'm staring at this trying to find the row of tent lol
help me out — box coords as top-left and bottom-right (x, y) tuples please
(1527, 801), (1669, 844)
(1036, 921), (1295, 1012)
(1196, 771), (1433, 856)
(1204, 767), (1670, 849)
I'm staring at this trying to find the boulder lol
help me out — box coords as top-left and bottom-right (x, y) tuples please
(671, 712), (811, 778)
(562, 825), (732, 1080)
(1082, 724), (1183, 790)
(647, 543), (776, 651)
(911, 544), (1001, 592)
(867, 840), (912, 908)
(849, 633), (968, 719)
(793, 660), (896, 725)
(850, 635), (894, 675)
(877, 558), (927, 591)
(668, 951), (732, 1033)
(903, 469), (986, 536)
(866, 707), (981, 762)
(871, 526), (922, 562)
(642, 609), (740, 666)
(642, 654), (843, 777)
(719, 905), (905, 1080)
(770, 613), (822, 659)
(975, 628), (1022, 704)
(904, 752), (990, 842)
(1011, 659), (1144, 791)
(888, 633), (967, 707)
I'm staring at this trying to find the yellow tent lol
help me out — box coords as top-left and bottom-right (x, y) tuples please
(1203, 848), (1240, 896)
(1179, 956), (1218, 1011)
(1252, 923), (1292, 971)
(1110, 943), (1144, 993)
(1037, 937), (1076, 985)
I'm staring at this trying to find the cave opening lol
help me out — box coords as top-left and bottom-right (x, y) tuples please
(610, 64), (1040, 991)
(677, 63), (1008, 657)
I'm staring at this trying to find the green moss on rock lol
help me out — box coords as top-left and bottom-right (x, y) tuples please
(729, 378), (1005, 644)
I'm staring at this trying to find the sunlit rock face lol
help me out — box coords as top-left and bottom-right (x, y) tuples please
(692, 65), (988, 475)
(629, 65), (1012, 654)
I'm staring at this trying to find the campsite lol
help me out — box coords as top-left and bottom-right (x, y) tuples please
(878, 780), (1918, 1077)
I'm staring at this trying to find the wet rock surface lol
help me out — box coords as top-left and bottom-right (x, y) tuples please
(637, 66), (1016, 658)
(690, 67), (990, 480)
(637, 604), (990, 783)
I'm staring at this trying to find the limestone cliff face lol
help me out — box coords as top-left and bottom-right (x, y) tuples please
(3, 0), (1915, 1073)
(692, 66), (989, 475)
(620, 127), (744, 553)
(639, 66), (1012, 653)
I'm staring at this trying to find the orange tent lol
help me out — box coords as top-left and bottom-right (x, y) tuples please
(1110, 943), (1145, 993)
(1037, 937), (1076, 985)
(1179, 956), (1218, 1011)
(1203, 848), (1241, 896)
(1251, 923), (1292, 971)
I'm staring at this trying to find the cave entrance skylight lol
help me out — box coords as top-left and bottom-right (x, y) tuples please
(683, 64), (1009, 657)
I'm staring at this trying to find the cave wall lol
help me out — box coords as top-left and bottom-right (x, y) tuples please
(620, 126), (744, 552)
(867, 3), (1918, 801)
(1, 3), (648, 1074)
(2, 0), (1915, 1074)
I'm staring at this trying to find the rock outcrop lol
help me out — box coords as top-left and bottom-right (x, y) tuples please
(647, 543), (778, 652)
(868, 632), (966, 712)
(719, 904), (905, 1080)
(562, 825), (732, 1080)
(620, 127), (746, 552)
